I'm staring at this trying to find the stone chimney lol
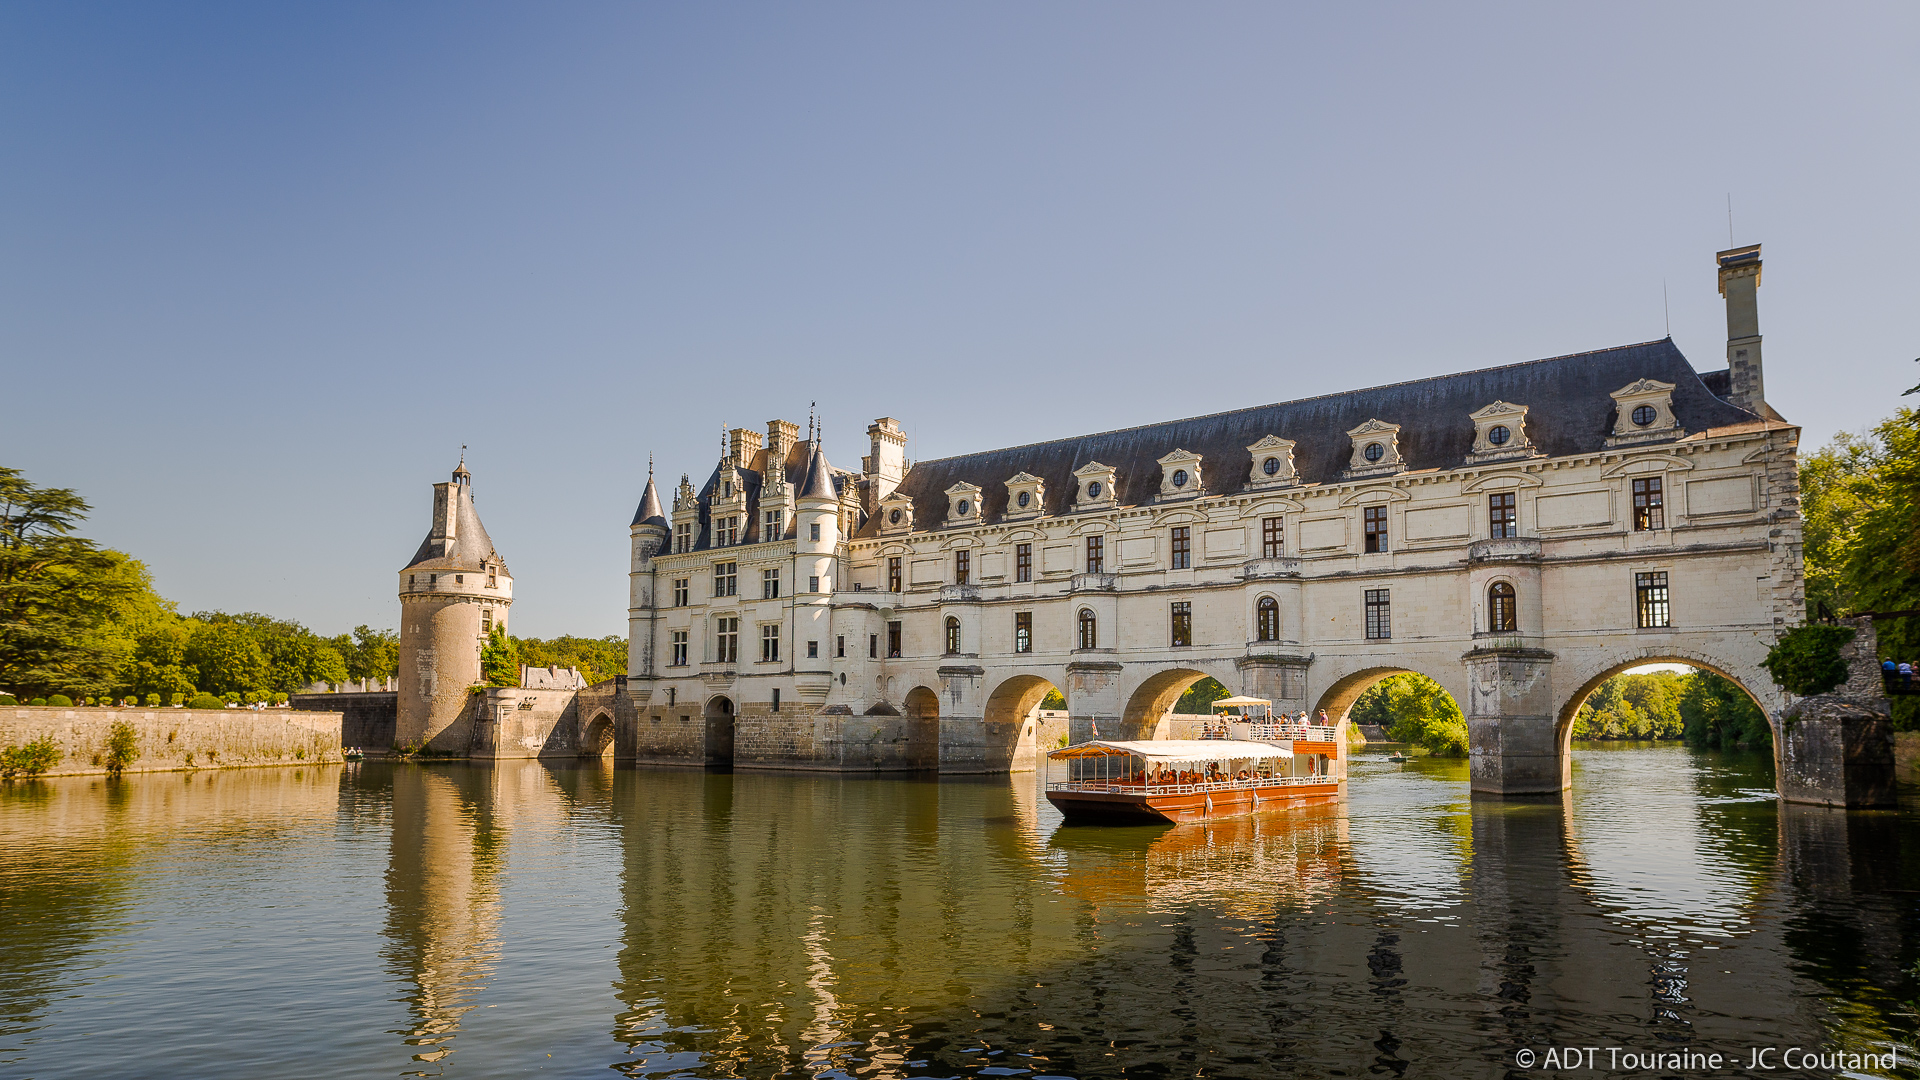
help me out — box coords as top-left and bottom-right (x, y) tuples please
(765, 418), (798, 472)
(1717, 243), (1766, 415)
(728, 427), (763, 466)
(864, 417), (908, 502)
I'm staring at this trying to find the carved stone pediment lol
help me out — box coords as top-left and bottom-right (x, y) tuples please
(1073, 461), (1119, 511)
(1246, 435), (1298, 489)
(1154, 448), (1204, 501)
(1607, 378), (1683, 446)
(1003, 472), (1046, 521)
(1344, 419), (1405, 479)
(943, 481), (982, 526)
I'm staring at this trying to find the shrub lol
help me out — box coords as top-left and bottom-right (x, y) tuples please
(0, 737), (61, 778)
(143, 694), (160, 707)
(103, 720), (138, 776)
(1762, 625), (1857, 696)
(0, 694), (16, 706)
(47, 695), (72, 707)
(187, 692), (223, 710)
(84, 697), (97, 706)
(271, 692), (288, 706)
(29, 698), (47, 707)
(169, 693), (186, 707)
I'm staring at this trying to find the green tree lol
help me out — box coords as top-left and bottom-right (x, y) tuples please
(512, 634), (623, 685)
(184, 621), (271, 698)
(126, 623), (199, 702)
(481, 625), (519, 687)
(1573, 670), (1685, 739)
(1680, 671), (1771, 750)
(1353, 673), (1468, 756)
(1173, 676), (1230, 714)
(342, 625), (398, 682)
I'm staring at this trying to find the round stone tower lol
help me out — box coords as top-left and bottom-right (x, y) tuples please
(397, 458), (513, 752)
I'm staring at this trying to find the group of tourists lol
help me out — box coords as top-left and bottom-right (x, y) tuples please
(1885, 659), (1917, 693)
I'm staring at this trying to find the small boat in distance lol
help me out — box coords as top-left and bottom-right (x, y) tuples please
(1045, 696), (1342, 825)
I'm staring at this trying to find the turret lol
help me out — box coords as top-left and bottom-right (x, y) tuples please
(796, 435), (840, 594)
(628, 462), (668, 679)
(397, 456), (512, 751)
(1717, 244), (1772, 417)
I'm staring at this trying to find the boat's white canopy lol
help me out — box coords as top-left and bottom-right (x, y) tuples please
(1048, 739), (1293, 762)
(1208, 696), (1273, 710)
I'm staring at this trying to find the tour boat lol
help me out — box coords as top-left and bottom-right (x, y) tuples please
(1045, 697), (1341, 825)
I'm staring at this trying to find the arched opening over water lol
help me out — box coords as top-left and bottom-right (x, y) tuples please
(1122, 668), (1212, 739)
(1555, 652), (1780, 784)
(580, 711), (614, 758)
(702, 696), (735, 767)
(983, 673), (1065, 770)
(1313, 666), (1469, 768)
(904, 685), (941, 769)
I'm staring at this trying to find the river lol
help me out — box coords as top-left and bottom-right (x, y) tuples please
(2, 744), (1916, 1078)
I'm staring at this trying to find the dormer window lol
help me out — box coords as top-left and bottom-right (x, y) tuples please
(1245, 435), (1298, 490)
(1468, 402), (1534, 461)
(1488, 426), (1510, 446)
(1363, 444), (1384, 463)
(1018, 492), (1030, 508)
(1607, 379), (1682, 447)
(1154, 449), (1204, 501)
(957, 500), (970, 515)
(722, 480), (734, 498)
(1344, 420), (1404, 478)
(1632, 405), (1657, 427)
(1087, 482), (1102, 498)
(1073, 461), (1119, 511)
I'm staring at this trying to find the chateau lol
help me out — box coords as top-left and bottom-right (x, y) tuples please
(356, 244), (1894, 801)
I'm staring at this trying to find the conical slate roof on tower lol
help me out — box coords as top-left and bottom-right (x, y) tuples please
(630, 468), (668, 529)
(797, 442), (838, 502)
(404, 460), (509, 573)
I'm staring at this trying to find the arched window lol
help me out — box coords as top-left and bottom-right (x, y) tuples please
(1078, 608), (1098, 650)
(1489, 581), (1517, 632)
(1256, 597), (1280, 642)
(944, 616), (961, 655)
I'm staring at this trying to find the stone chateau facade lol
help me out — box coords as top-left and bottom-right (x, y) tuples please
(620, 245), (1814, 795)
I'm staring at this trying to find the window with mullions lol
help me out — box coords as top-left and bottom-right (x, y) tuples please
(763, 510), (784, 541)
(1170, 601), (1191, 647)
(1636, 572), (1671, 628)
(888, 557), (903, 592)
(1364, 506), (1388, 553)
(713, 561), (737, 597)
(672, 578), (689, 607)
(716, 516), (740, 546)
(674, 523), (692, 553)
(1489, 492), (1517, 539)
(1633, 477), (1664, 531)
(1015, 612), (1032, 654)
(761, 624), (780, 663)
(1078, 608), (1098, 650)
(670, 631), (688, 667)
(1262, 517), (1284, 558)
(1488, 581), (1517, 632)
(716, 617), (739, 663)
(1170, 527), (1191, 570)
(762, 568), (780, 599)
(945, 617), (962, 654)
(1015, 543), (1032, 583)
(1256, 596), (1279, 642)
(887, 621), (902, 658)
(1364, 589), (1391, 640)
(1086, 535), (1105, 574)
(954, 550), (970, 585)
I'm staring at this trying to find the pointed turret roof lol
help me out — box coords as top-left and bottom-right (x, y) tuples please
(630, 460), (668, 529)
(403, 459), (509, 573)
(798, 442), (838, 502)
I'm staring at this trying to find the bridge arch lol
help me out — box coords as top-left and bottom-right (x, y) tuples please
(904, 684), (940, 769)
(984, 673), (1064, 771)
(1312, 663), (1472, 749)
(702, 695), (734, 766)
(1554, 647), (1781, 775)
(580, 710), (615, 758)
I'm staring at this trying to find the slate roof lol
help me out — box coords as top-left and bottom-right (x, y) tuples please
(630, 473), (668, 529)
(683, 439), (850, 551)
(798, 444), (838, 501)
(405, 479), (508, 573)
(866, 339), (1761, 535)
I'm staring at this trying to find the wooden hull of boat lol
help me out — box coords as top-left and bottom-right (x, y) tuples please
(1047, 782), (1341, 825)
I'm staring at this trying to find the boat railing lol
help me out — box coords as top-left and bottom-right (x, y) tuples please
(1237, 723), (1339, 743)
(1047, 774), (1336, 795)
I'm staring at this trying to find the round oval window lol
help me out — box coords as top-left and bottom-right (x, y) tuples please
(956, 500), (969, 515)
(1017, 491), (1030, 508)
(888, 508), (901, 524)
(1364, 442), (1385, 463)
(1632, 404), (1657, 427)
(1171, 469), (1188, 488)
(1263, 456), (1280, 476)
(1488, 425), (1510, 446)
(1087, 482), (1102, 499)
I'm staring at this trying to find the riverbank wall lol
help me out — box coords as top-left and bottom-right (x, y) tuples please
(0, 706), (343, 776)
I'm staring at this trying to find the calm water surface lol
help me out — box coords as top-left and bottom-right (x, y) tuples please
(3, 745), (1919, 1078)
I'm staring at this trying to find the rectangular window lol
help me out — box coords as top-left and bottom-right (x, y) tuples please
(670, 631), (688, 667)
(1633, 477), (1665, 531)
(715, 516), (739, 547)
(1262, 517), (1284, 558)
(807, 640), (819, 659)
(1170, 527), (1191, 569)
(762, 568), (780, 599)
(1364, 589), (1391, 640)
(487, 569), (496, 588)
(1015, 543), (1032, 583)
(869, 633), (878, 659)
(1086, 535), (1105, 574)
(771, 688), (780, 712)
(955, 550), (970, 585)
(674, 523), (692, 553)
(672, 578), (689, 607)
(810, 522), (821, 541)
(809, 575), (820, 593)
(713, 561), (737, 597)
(1170, 601), (1191, 647)
(1636, 571), (1671, 628)
(761, 624), (780, 662)
(1489, 492), (1517, 539)
(836, 636), (845, 658)
(716, 617), (739, 663)
(1364, 506), (1388, 553)
(481, 609), (492, 633)
(667, 687), (676, 706)
(1015, 612), (1032, 654)
(888, 557), (903, 592)
(763, 510), (783, 541)
(887, 620), (902, 658)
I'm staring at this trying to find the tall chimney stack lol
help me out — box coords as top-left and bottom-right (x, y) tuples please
(1716, 243), (1766, 415)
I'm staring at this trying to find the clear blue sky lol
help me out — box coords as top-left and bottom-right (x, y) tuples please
(3, 3), (1915, 639)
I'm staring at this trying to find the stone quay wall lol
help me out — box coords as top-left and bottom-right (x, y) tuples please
(0, 706), (344, 777)
(291, 691), (397, 750)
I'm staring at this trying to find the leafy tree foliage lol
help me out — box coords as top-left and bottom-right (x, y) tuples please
(1173, 676), (1230, 714)
(1572, 670), (1687, 739)
(1761, 624), (1857, 696)
(1352, 673), (1467, 756)
(513, 634), (624, 685)
(481, 625), (519, 687)
(1680, 670), (1771, 750)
